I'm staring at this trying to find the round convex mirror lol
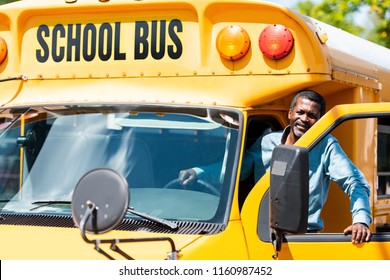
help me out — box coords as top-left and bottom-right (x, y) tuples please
(71, 168), (129, 234)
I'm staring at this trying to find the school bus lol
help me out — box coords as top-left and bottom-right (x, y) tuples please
(0, 0), (390, 260)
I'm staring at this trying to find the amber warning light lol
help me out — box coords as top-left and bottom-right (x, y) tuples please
(0, 36), (7, 65)
(216, 25), (250, 61)
(259, 24), (294, 60)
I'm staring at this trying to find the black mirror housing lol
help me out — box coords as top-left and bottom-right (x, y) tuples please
(269, 145), (309, 234)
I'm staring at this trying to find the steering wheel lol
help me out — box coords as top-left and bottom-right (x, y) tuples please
(163, 178), (220, 196)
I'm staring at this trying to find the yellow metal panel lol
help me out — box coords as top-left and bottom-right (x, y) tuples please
(3, 74), (329, 108)
(0, 220), (248, 260)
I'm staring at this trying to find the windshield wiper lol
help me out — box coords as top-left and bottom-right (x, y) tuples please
(29, 202), (178, 230)
(30, 200), (71, 211)
(127, 207), (178, 231)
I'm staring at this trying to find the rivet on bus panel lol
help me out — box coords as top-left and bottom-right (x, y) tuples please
(0, 37), (7, 65)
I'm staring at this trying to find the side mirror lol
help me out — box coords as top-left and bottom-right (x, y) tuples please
(71, 168), (129, 235)
(270, 145), (309, 234)
(71, 168), (178, 260)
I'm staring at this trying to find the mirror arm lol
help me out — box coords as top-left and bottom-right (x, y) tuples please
(110, 243), (135, 260)
(79, 201), (117, 260)
(79, 200), (96, 244)
(271, 229), (284, 259)
(78, 200), (179, 260)
(112, 237), (179, 260)
(93, 241), (116, 260)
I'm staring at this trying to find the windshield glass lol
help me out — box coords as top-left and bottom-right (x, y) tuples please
(0, 105), (240, 224)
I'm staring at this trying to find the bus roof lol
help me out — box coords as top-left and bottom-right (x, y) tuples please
(301, 15), (390, 102)
(1, 0), (390, 107)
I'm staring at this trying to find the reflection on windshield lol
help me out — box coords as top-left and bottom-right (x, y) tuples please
(0, 106), (240, 224)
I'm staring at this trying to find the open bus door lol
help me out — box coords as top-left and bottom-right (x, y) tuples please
(241, 103), (390, 260)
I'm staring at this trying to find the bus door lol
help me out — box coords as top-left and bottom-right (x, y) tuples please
(241, 105), (390, 260)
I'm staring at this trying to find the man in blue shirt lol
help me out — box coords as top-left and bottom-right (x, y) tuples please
(179, 90), (372, 244)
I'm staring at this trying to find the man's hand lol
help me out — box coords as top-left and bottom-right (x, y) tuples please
(343, 223), (371, 244)
(178, 169), (197, 186)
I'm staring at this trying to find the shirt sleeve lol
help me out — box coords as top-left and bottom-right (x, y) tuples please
(195, 139), (259, 183)
(193, 162), (223, 184)
(240, 131), (279, 181)
(240, 146), (256, 181)
(195, 130), (279, 184)
(324, 137), (372, 226)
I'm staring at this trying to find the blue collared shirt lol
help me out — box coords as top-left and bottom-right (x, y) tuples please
(196, 127), (372, 230)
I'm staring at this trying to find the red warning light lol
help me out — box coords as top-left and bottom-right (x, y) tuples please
(258, 24), (294, 60)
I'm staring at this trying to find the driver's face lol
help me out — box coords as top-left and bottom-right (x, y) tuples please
(288, 97), (322, 140)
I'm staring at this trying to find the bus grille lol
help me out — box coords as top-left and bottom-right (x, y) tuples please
(0, 213), (225, 235)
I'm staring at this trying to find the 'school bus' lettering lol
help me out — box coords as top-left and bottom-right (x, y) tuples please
(36, 20), (183, 63)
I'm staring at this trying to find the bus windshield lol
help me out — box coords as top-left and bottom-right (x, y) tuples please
(0, 105), (240, 225)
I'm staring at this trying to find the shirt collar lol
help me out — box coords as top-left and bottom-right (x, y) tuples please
(281, 126), (291, 144)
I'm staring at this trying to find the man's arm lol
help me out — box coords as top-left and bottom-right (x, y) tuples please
(178, 162), (223, 186)
(326, 138), (372, 243)
(179, 135), (262, 186)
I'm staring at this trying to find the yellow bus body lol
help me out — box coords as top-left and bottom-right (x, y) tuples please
(0, 0), (390, 260)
